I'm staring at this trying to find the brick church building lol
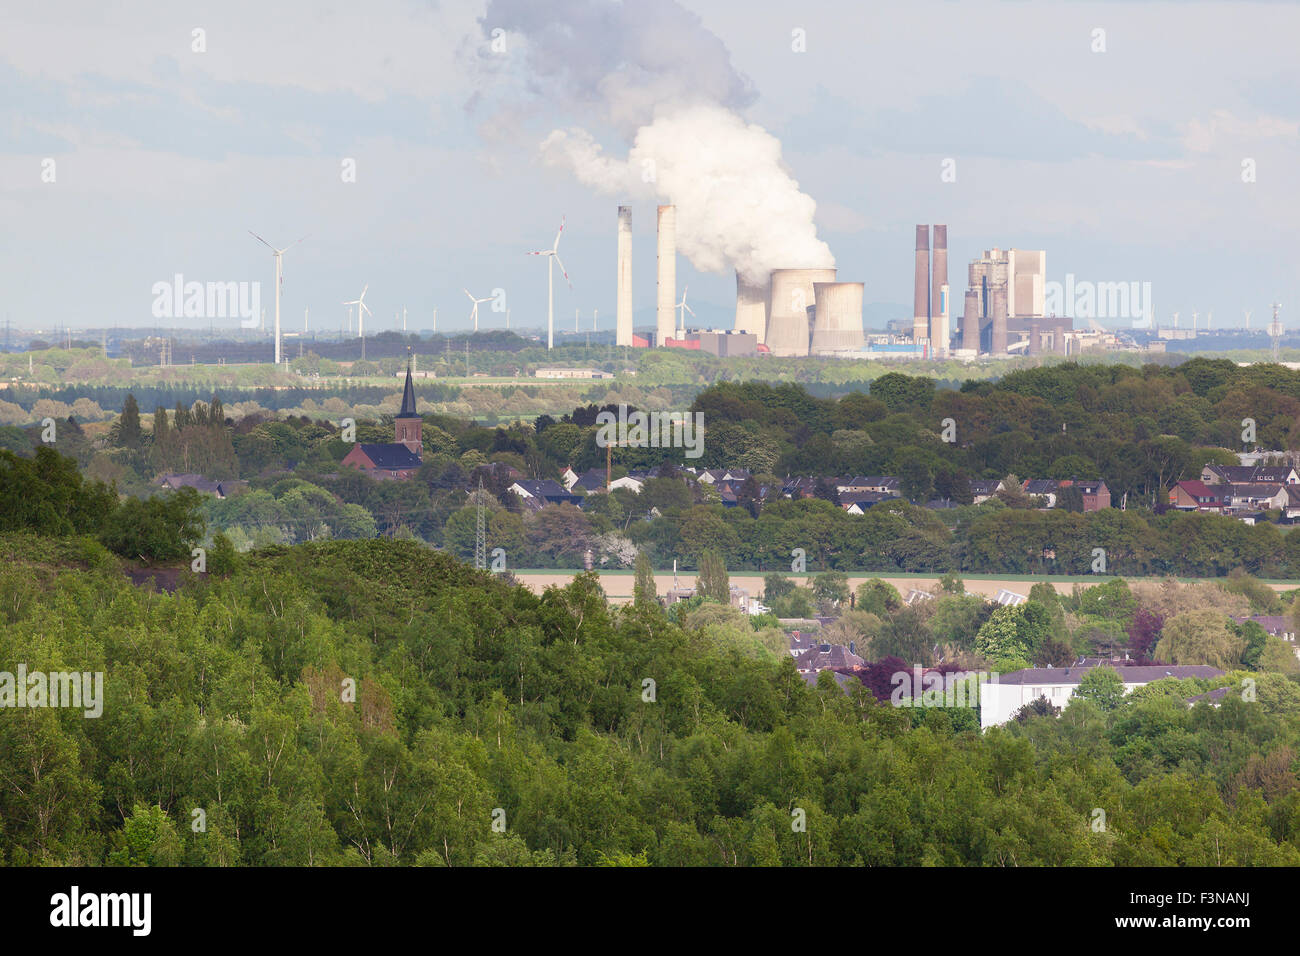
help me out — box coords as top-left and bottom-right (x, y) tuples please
(341, 358), (423, 479)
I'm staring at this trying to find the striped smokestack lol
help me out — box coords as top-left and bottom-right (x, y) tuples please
(616, 206), (633, 347)
(931, 225), (947, 348)
(913, 225), (930, 344)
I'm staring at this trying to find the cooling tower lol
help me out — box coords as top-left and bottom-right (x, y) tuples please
(962, 290), (980, 352)
(931, 225), (947, 346)
(913, 225), (930, 343)
(767, 268), (837, 356)
(735, 271), (770, 344)
(616, 206), (633, 347)
(656, 205), (676, 346)
(810, 282), (865, 355)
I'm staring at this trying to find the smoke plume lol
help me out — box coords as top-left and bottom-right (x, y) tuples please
(477, 0), (835, 283)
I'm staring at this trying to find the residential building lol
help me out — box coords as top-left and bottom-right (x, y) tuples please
(153, 473), (248, 499)
(1169, 480), (1227, 512)
(508, 479), (582, 507)
(979, 663), (1225, 728)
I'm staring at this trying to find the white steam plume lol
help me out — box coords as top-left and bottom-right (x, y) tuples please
(478, 0), (835, 284)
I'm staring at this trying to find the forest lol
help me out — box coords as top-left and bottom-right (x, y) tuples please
(4, 529), (1300, 867)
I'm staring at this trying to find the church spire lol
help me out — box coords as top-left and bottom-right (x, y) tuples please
(397, 348), (418, 419)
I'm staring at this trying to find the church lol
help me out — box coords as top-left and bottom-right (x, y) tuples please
(340, 358), (423, 479)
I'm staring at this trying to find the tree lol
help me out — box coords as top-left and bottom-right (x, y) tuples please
(696, 548), (730, 603)
(101, 488), (206, 563)
(633, 552), (657, 607)
(812, 570), (850, 615)
(1154, 610), (1245, 669)
(1127, 608), (1164, 663)
(763, 573), (794, 602)
(118, 394), (142, 449)
(938, 572), (964, 594)
(1075, 666), (1125, 711)
(856, 579), (901, 616)
(1012, 696), (1061, 722)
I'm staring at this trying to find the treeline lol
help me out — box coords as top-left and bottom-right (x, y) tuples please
(5, 533), (1300, 866)
(0, 446), (206, 563)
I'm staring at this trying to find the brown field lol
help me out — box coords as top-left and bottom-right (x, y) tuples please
(510, 570), (1299, 606)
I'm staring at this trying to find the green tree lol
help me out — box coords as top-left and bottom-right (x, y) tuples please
(118, 394), (143, 449)
(697, 548), (730, 603)
(633, 551), (657, 607)
(1075, 666), (1125, 711)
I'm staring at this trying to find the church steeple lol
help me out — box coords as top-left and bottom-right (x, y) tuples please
(395, 349), (422, 456)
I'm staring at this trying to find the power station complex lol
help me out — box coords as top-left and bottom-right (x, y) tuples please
(612, 207), (1070, 358)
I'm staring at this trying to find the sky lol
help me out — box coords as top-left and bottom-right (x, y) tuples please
(2, 0), (1299, 336)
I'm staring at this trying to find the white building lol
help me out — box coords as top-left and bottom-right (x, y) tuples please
(979, 664), (1225, 729)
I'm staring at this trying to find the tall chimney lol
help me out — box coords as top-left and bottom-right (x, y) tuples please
(1029, 321), (1041, 356)
(932, 282), (950, 357)
(913, 225), (930, 344)
(931, 225), (947, 348)
(991, 286), (1009, 354)
(962, 290), (980, 352)
(734, 271), (770, 343)
(656, 205), (677, 347)
(616, 206), (633, 347)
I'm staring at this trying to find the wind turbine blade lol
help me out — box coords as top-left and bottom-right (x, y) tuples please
(527, 250), (549, 256)
(552, 216), (565, 251)
(684, 304), (696, 317)
(361, 303), (373, 317)
(249, 230), (273, 250)
(553, 254), (571, 286)
(464, 289), (476, 302)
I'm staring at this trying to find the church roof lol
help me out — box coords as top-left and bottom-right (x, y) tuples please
(397, 357), (419, 418)
(358, 443), (422, 470)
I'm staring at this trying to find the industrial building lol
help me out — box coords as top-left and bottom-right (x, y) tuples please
(959, 246), (1070, 356)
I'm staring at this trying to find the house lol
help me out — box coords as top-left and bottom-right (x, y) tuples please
(1059, 479), (1111, 511)
(1226, 482), (1286, 512)
(508, 479), (581, 507)
(1022, 479), (1060, 507)
(840, 490), (895, 514)
(1284, 485), (1300, 521)
(858, 476), (902, 495)
(533, 367), (615, 380)
(794, 643), (865, 674)
(153, 473), (247, 499)
(904, 589), (933, 605)
(782, 476), (820, 499)
(1168, 480), (1227, 512)
(1203, 462), (1300, 486)
(969, 479), (1003, 504)
(994, 589), (1027, 606)
(979, 663), (1225, 728)
(698, 468), (751, 485)
(1233, 615), (1300, 657)
(341, 358), (424, 480)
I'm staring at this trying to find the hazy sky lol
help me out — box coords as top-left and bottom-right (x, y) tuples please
(3, 0), (1298, 334)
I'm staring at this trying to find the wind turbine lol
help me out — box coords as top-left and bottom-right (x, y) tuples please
(343, 285), (372, 360)
(464, 289), (491, 331)
(249, 231), (306, 364)
(527, 216), (570, 350)
(676, 285), (695, 335)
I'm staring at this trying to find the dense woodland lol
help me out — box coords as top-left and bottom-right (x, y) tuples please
(4, 531), (1300, 867)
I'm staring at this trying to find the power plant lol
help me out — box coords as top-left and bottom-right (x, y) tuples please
(606, 203), (1077, 360)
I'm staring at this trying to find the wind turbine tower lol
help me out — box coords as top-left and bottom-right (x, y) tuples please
(527, 216), (571, 350)
(249, 231), (306, 364)
(676, 285), (695, 335)
(464, 289), (491, 331)
(1270, 302), (1283, 363)
(343, 285), (372, 360)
